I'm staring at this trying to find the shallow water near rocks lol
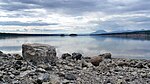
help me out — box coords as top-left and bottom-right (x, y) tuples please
(0, 36), (150, 59)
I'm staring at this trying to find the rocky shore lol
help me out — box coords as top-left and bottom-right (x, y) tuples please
(0, 43), (150, 84)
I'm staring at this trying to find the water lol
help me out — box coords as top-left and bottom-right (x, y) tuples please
(0, 36), (150, 59)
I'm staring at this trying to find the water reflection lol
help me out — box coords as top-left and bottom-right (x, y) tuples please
(0, 36), (150, 59)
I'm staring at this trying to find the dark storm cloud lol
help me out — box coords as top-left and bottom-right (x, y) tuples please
(0, 21), (58, 26)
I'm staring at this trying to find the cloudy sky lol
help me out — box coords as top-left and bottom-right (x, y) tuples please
(0, 0), (150, 34)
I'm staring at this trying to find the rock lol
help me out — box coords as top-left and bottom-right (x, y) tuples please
(50, 75), (60, 84)
(118, 62), (130, 67)
(117, 79), (126, 84)
(57, 72), (65, 77)
(131, 72), (137, 76)
(19, 70), (34, 77)
(15, 60), (23, 66)
(62, 79), (70, 84)
(65, 74), (76, 80)
(0, 51), (3, 56)
(135, 63), (145, 68)
(36, 79), (43, 84)
(90, 56), (103, 66)
(37, 64), (52, 71)
(83, 57), (91, 59)
(36, 68), (46, 73)
(147, 63), (150, 68)
(12, 70), (20, 75)
(99, 53), (111, 59)
(72, 53), (82, 60)
(61, 53), (71, 59)
(38, 73), (50, 82)
(0, 73), (3, 80)
(10, 74), (15, 79)
(83, 57), (91, 62)
(12, 80), (20, 84)
(13, 54), (23, 60)
(141, 73), (147, 78)
(81, 60), (89, 68)
(22, 43), (57, 65)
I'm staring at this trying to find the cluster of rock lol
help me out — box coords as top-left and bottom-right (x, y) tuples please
(0, 43), (150, 84)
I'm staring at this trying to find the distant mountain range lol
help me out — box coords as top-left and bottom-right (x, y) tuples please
(92, 30), (107, 34)
(91, 29), (149, 34)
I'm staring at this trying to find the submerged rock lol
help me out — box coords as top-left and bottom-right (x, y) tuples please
(22, 43), (57, 65)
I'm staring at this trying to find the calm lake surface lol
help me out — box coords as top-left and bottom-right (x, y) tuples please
(0, 36), (150, 59)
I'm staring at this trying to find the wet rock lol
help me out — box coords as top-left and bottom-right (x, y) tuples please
(22, 43), (57, 65)
(65, 74), (76, 80)
(72, 53), (82, 60)
(13, 54), (23, 60)
(99, 53), (111, 59)
(61, 53), (71, 59)
(90, 56), (103, 66)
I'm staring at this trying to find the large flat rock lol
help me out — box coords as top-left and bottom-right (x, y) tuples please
(22, 43), (57, 65)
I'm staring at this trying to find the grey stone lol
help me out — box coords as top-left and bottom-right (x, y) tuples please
(90, 56), (103, 66)
(36, 68), (46, 73)
(38, 73), (50, 82)
(65, 74), (76, 80)
(61, 53), (71, 59)
(72, 53), (82, 60)
(99, 53), (111, 59)
(50, 75), (60, 84)
(13, 54), (23, 60)
(135, 63), (145, 68)
(22, 43), (57, 65)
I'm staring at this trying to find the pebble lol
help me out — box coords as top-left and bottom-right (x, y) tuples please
(65, 74), (77, 80)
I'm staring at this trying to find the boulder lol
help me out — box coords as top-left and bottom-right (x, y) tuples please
(90, 56), (103, 66)
(72, 53), (82, 60)
(61, 53), (71, 59)
(99, 53), (111, 59)
(22, 43), (57, 65)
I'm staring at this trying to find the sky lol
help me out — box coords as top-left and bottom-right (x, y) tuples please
(0, 0), (150, 34)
